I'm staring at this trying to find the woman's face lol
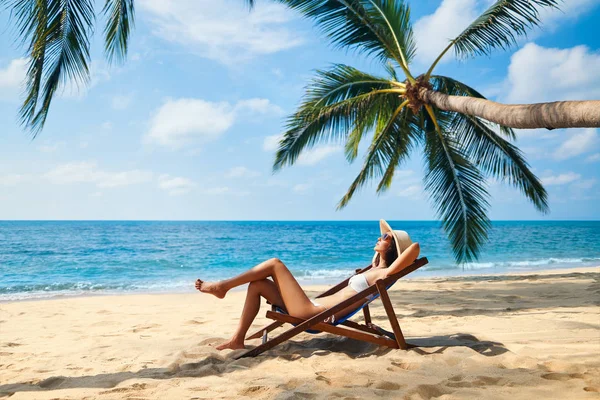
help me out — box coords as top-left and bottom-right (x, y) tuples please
(374, 233), (393, 252)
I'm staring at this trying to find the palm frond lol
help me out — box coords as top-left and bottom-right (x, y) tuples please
(337, 101), (417, 209)
(452, 0), (560, 59)
(450, 113), (549, 213)
(276, 0), (417, 71)
(274, 65), (398, 169)
(7, 0), (95, 135)
(102, 0), (134, 64)
(423, 122), (491, 264)
(430, 75), (548, 213)
(374, 103), (420, 193)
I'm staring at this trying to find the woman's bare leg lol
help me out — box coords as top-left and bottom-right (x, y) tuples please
(216, 279), (284, 350)
(196, 258), (320, 319)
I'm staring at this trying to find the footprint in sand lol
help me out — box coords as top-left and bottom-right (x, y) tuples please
(99, 383), (148, 395)
(132, 324), (161, 333)
(185, 319), (205, 325)
(3, 342), (23, 347)
(374, 381), (403, 390)
(390, 360), (419, 370)
(238, 385), (271, 397)
(541, 372), (585, 381)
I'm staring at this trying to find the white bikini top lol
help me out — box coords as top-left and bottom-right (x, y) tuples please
(348, 273), (370, 293)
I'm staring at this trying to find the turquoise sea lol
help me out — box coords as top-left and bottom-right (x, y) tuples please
(0, 221), (599, 301)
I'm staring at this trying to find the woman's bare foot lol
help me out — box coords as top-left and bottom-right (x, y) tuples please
(215, 338), (245, 351)
(195, 279), (227, 299)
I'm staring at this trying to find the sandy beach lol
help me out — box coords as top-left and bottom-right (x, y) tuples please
(1, 267), (599, 399)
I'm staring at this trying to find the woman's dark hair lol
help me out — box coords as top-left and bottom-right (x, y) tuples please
(375, 236), (399, 267)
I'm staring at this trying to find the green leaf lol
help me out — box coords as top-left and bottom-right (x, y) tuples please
(274, 64), (397, 169)
(423, 122), (491, 264)
(453, 114), (548, 213)
(337, 101), (417, 209)
(451, 0), (560, 59)
(102, 0), (135, 64)
(11, 0), (95, 136)
(276, 0), (417, 68)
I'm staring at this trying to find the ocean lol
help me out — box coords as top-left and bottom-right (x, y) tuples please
(1, 220), (598, 301)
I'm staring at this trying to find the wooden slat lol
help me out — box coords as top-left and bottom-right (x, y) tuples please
(246, 321), (283, 340)
(363, 304), (372, 324)
(367, 323), (396, 340)
(236, 257), (428, 358)
(340, 319), (380, 335)
(376, 280), (407, 349)
(265, 311), (398, 349)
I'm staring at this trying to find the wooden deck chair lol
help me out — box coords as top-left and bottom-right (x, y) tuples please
(235, 257), (428, 359)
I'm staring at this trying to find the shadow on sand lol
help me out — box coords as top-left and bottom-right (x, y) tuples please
(0, 333), (508, 397)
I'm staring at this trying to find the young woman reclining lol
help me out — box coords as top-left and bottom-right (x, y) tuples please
(195, 219), (420, 350)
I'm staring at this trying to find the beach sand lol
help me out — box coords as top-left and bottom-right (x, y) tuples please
(1, 267), (599, 399)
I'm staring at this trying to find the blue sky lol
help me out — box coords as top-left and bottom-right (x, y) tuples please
(0, 0), (599, 220)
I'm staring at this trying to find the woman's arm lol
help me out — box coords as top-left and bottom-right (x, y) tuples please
(385, 242), (420, 277)
(362, 242), (421, 285)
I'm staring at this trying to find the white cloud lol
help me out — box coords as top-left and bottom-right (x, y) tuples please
(225, 166), (260, 179)
(158, 174), (196, 195)
(503, 43), (600, 103)
(297, 145), (342, 166)
(146, 98), (234, 149)
(538, 0), (600, 29)
(111, 93), (134, 110)
(553, 129), (599, 160)
(292, 183), (311, 193)
(101, 121), (113, 130)
(0, 58), (26, 88)
(585, 153), (600, 163)
(145, 97), (280, 149)
(413, 0), (480, 65)
(235, 98), (283, 115)
(572, 178), (597, 190)
(414, 0), (600, 66)
(0, 58), (27, 101)
(138, 0), (303, 64)
(263, 134), (282, 152)
(397, 184), (423, 199)
(393, 169), (417, 181)
(44, 162), (153, 188)
(541, 172), (581, 186)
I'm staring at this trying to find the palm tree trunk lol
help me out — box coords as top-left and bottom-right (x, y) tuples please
(420, 88), (600, 129)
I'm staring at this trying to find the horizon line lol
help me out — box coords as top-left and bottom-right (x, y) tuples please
(1, 219), (598, 222)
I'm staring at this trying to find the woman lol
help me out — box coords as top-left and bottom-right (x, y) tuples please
(195, 220), (420, 350)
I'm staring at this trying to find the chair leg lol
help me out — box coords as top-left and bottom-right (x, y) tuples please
(363, 304), (372, 324)
(246, 321), (283, 340)
(375, 280), (408, 349)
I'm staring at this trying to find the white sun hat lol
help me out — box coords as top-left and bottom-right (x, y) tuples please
(379, 219), (412, 254)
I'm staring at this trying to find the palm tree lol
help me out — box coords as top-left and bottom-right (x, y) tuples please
(3, 0), (598, 135)
(272, 0), (565, 263)
(1, 0), (256, 136)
